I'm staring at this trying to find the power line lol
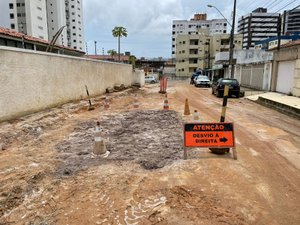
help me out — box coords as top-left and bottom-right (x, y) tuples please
(263, 0), (280, 9)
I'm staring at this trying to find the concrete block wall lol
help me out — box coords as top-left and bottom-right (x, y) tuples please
(0, 47), (134, 121)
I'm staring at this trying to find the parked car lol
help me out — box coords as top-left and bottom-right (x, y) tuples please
(211, 78), (240, 98)
(194, 76), (211, 87)
(145, 76), (157, 84)
(190, 70), (203, 85)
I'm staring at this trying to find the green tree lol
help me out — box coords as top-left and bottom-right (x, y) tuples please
(112, 26), (127, 61)
(107, 49), (117, 59)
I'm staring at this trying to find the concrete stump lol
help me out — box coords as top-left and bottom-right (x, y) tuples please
(94, 137), (107, 155)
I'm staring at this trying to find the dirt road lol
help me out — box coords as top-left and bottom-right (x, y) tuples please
(0, 81), (299, 225)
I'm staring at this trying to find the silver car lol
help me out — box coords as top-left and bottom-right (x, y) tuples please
(194, 76), (211, 87)
(145, 76), (157, 84)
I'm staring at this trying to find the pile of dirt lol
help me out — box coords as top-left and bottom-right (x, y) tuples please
(162, 186), (247, 225)
(55, 110), (184, 175)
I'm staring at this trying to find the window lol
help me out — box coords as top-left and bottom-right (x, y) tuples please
(38, 26), (43, 30)
(39, 36), (44, 39)
(10, 23), (15, 29)
(37, 16), (43, 20)
(9, 3), (13, 9)
(183, 41), (185, 44)
(72, 26), (75, 29)
(71, 5), (74, 8)
(10, 13), (14, 19)
(72, 19), (75, 22)
(37, 6), (42, 10)
(74, 46), (77, 49)
(17, 13), (21, 17)
(73, 33), (76, 36)
(17, 3), (20, 7)
(73, 40), (76, 42)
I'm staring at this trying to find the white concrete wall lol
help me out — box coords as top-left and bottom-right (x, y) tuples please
(0, 47), (133, 121)
(133, 70), (145, 87)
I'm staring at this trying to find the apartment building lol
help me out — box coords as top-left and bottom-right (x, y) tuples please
(238, 7), (280, 49)
(175, 29), (242, 77)
(64, 0), (84, 50)
(172, 13), (227, 58)
(46, 1), (67, 46)
(8, 0), (84, 51)
(283, 8), (300, 34)
(9, 0), (48, 40)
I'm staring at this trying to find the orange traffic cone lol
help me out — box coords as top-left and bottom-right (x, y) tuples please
(193, 110), (199, 121)
(163, 94), (169, 110)
(184, 98), (190, 115)
(104, 96), (110, 109)
(133, 95), (139, 108)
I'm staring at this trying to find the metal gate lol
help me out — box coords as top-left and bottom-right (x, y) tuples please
(276, 60), (295, 94)
(241, 64), (264, 89)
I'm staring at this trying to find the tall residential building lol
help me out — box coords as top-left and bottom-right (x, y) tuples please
(283, 8), (300, 34)
(238, 7), (280, 49)
(8, 0), (84, 51)
(46, 1), (67, 46)
(9, 0), (48, 40)
(175, 29), (243, 77)
(172, 13), (227, 58)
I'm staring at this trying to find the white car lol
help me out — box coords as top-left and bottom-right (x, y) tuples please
(194, 76), (211, 87)
(145, 76), (157, 84)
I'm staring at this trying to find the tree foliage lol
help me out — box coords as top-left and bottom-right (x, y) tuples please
(112, 26), (128, 61)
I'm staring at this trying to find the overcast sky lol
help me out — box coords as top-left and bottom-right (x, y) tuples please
(0, 0), (299, 58)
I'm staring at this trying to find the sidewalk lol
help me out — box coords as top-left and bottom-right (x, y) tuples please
(245, 92), (300, 119)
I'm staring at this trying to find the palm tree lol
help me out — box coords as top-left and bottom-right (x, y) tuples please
(112, 26), (127, 61)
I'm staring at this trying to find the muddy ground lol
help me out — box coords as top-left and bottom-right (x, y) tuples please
(0, 82), (300, 225)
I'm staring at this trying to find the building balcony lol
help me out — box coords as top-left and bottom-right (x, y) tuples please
(215, 52), (230, 64)
(220, 44), (230, 49)
(189, 45), (199, 48)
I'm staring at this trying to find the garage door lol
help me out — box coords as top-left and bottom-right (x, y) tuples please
(276, 61), (295, 94)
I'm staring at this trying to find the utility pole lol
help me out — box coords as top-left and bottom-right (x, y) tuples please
(85, 42), (88, 54)
(277, 15), (282, 51)
(229, 0), (237, 79)
(94, 41), (97, 55)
